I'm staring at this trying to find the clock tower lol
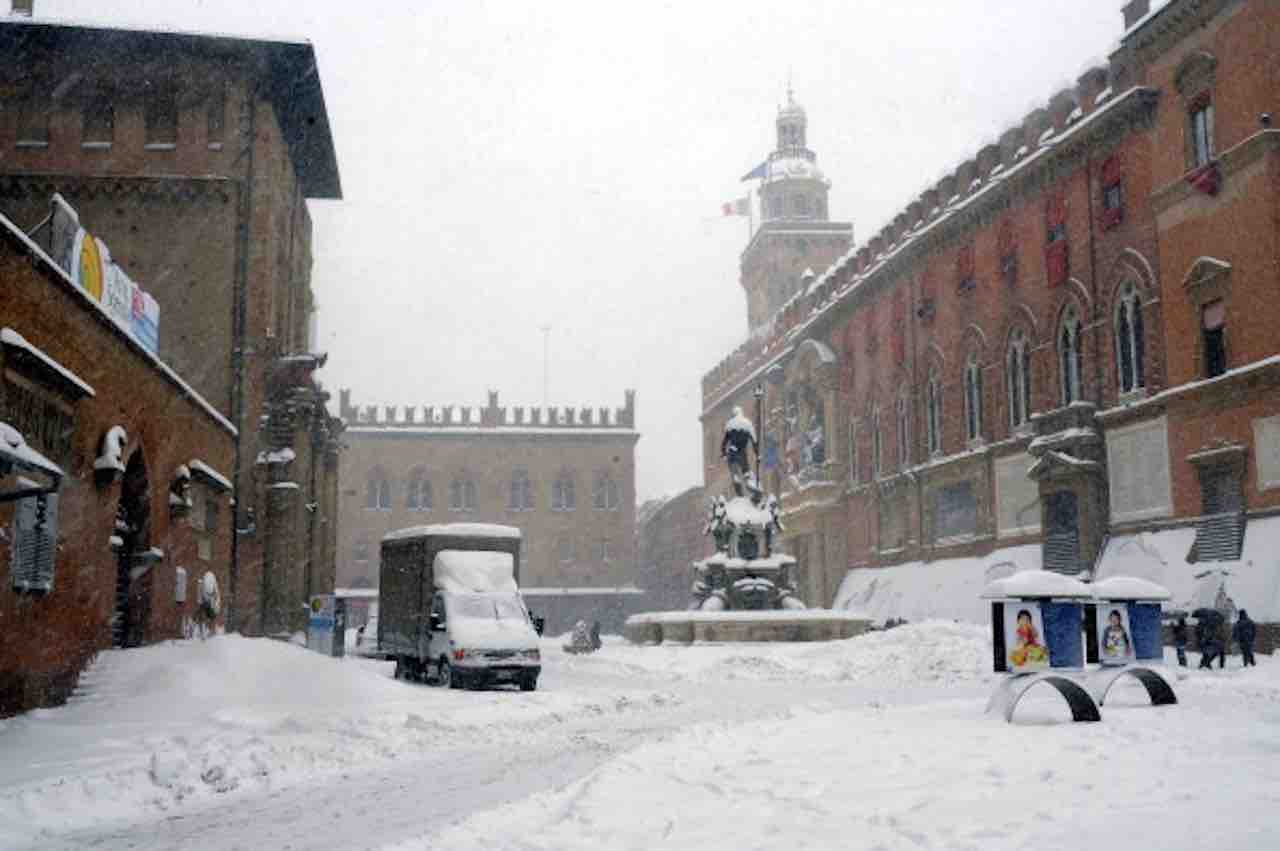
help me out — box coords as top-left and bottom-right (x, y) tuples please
(740, 89), (853, 335)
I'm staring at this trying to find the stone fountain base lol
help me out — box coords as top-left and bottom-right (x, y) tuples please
(624, 609), (872, 644)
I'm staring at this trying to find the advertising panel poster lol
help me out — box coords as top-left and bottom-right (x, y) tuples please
(131, 288), (160, 354)
(71, 230), (106, 301)
(1003, 604), (1050, 672)
(103, 264), (136, 331)
(1097, 604), (1135, 666)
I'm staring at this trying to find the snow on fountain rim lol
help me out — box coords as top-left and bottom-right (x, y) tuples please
(627, 609), (871, 625)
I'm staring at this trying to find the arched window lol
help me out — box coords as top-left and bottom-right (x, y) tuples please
(552, 471), (576, 512)
(593, 471), (620, 511)
(450, 476), (476, 512)
(406, 468), (432, 511)
(366, 469), (391, 511)
(964, 352), (984, 443)
(871, 404), (883, 477)
(1007, 329), (1032, 430)
(925, 367), (942, 456)
(896, 385), (911, 469)
(1114, 281), (1145, 394)
(1059, 305), (1085, 405)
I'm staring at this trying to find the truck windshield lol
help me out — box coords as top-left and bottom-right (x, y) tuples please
(450, 593), (527, 622)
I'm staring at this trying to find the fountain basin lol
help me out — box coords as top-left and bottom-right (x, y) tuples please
(624, 609), (873, 644)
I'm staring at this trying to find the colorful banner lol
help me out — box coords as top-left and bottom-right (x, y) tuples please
(46, 194), (160, 355)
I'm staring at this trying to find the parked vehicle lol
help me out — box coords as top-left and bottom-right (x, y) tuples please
(379, 523), (541, 691)
(354, 615), (380, 657)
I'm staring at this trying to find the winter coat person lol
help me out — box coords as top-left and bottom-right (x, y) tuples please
(1196, 612), (1222, 669)
(1233, 610), (1258, 667)
(1172, 616), (1189, 667)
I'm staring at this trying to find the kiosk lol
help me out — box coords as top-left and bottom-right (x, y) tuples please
(982, 571), (1101, 723)
(1086, 577), (1175, 707)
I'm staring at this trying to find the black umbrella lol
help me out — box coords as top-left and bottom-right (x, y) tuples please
(1192, 607), (1222, 625)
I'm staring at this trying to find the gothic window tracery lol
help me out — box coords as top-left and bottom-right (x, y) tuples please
(1114, 281), (1145, 394)
(964, 351), (984, 443)
(1059, 305), (1085, 405)
(1007, 328), (1032, 430)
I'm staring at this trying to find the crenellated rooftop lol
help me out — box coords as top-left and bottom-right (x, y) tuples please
(339, 388), (637, 433)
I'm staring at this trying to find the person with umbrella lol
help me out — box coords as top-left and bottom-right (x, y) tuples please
(1193, 607), (1224, 669)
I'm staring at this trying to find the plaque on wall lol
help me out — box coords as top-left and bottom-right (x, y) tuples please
(1106, 416), (1172, 523)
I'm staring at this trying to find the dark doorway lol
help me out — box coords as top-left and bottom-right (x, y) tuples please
(112, 450), (150, 648)
(1044, 490), (1080, 574)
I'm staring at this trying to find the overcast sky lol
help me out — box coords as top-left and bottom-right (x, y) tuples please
(31, 1), (1126, 502)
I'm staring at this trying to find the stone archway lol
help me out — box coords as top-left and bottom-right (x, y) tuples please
(112, 449), (151, 648)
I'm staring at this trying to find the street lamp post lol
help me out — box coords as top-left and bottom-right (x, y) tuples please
(753, 382), (765, 486)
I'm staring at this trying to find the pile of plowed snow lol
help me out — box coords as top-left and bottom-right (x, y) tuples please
(553, 620), (992, 686)
(0, 634), (674, 845)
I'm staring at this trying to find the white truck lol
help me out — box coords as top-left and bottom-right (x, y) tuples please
(378, 523), (541, 691)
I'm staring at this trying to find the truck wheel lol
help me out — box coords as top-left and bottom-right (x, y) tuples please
(439, 658), (459, 689)
(393, 657), (405, 680)
(519, 673), (538, 692)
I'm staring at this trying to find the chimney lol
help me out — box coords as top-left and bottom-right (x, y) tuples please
(1122, 0), (1150, 30)
(12, 1), (34, 18)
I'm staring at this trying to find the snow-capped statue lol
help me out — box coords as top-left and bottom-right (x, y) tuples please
(721, 406), (758, 497)
(703, 495), (730, 552)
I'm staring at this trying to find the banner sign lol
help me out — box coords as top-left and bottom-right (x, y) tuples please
(47, 194), (160, 355)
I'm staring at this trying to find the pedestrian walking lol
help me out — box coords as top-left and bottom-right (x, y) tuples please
(1233, 609), (1258, 667)
(1194, 609), (1222, 669)
(1172, 616), (1189, 667)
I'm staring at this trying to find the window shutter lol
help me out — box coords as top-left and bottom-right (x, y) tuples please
(1046, 240), (1069, 287)
(11, 492), (58, 593)
(1101, 154), (1124, 187)
(1196, 472), (1243, 560)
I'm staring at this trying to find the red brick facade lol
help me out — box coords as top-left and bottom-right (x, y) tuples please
(0, 20), (344, 638)
(703, 0), (1280, 614)
(0, 219), (235, 716)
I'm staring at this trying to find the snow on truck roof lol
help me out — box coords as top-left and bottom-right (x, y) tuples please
(382, 523), (522, 543)
(433, 550), (517, 593)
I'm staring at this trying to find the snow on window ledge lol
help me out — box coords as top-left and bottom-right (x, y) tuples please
(1, 327), (95, 398)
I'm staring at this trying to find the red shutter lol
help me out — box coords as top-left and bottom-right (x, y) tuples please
(1046, 194), (1066, 230)
(1101, 154), (1124, 187)
(997, 219), (1015, 257)
(1046, 240), (1069, 287)
(892, 291), (906, 360)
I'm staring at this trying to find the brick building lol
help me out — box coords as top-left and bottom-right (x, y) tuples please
(337, 389), (644, 633)
(635, 485), (710, 612)
(0, 14), (344, 636)
(0, 211), (235, 716)
(702, 0), (1280, 639)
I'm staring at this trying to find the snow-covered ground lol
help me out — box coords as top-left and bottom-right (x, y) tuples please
(2, 625), (1278, 850)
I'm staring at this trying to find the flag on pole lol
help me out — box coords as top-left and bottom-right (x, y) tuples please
(721, 196), (750, 217)
(740, 161), (768, 181)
